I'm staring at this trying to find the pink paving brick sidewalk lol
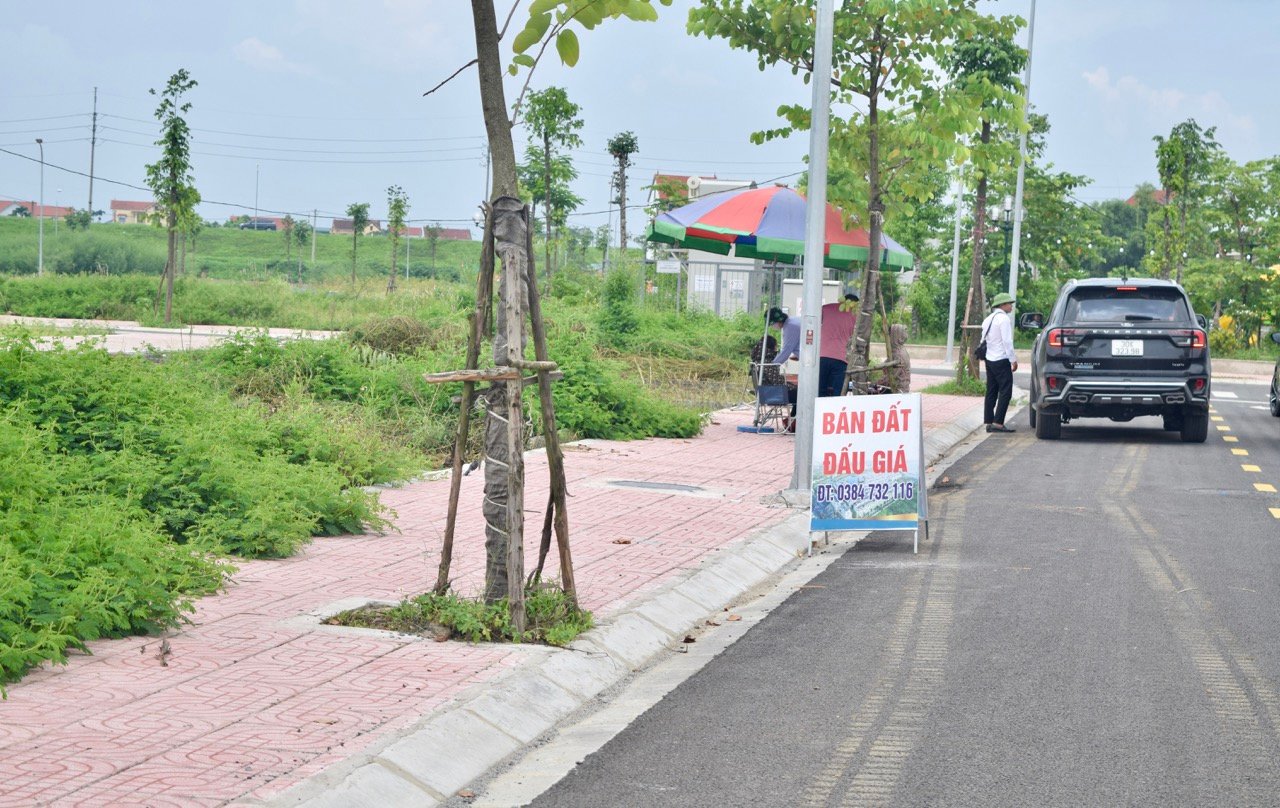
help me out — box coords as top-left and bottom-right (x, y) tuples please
(0, 395), (981, 808)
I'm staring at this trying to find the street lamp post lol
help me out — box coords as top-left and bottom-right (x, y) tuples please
(35, 138), (44, 276)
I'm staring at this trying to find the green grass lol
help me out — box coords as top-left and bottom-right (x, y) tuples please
(0, 216), (484, 282)
(325, 587), (593, 646)
(921, 375), (986, 396)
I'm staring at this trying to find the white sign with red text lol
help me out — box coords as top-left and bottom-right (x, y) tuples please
(810, 393), (926, 532)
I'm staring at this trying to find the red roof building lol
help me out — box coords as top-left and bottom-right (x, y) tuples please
(1, 200), (76, 218)
(110, 199), (157, 224)
(1125, 188), (1172, 206)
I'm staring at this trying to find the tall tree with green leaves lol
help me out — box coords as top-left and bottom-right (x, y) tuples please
(345, 202), (370, 283)
(386, 185), (409, 293)
(944, 31), (1026, 379)
(519, 86), (584, 284)
(688, 0), (1023, 388)
(1152, 119), (1220, 282)
(143, 68), (200, 325)
(607, 130), (639, 257)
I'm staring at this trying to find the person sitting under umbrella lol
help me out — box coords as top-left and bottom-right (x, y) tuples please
(768, 307), (800, 431)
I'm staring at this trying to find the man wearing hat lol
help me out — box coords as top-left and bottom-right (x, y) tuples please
(818, 292), (859, 396)
(980, 292), (1018, 432)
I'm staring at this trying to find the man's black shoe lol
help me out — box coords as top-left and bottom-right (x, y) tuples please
(989, 424), (1015, 433)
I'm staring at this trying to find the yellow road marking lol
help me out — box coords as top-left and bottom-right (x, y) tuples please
(1242, 465), (1262, 473)
(1270, 508), (1280, 519)
(1217, 425), (1232, 432)
(1232, 448), (1249, 456)
(1224, 436), (1239, 443)
(1255, 483), (1277, 493)
(1211, 416), (1225, 422)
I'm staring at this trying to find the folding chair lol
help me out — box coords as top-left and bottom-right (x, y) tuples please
(744, 362), (792, 433)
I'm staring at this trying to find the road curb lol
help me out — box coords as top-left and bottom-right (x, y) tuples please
(263, 414), (986, 808)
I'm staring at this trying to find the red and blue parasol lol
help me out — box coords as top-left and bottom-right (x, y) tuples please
(646, 185), (913, 270)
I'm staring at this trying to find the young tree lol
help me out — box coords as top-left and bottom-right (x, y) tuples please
(1152, 119), (1220, 282)
(346, 202), (370, 283)
(280, 215), (295, 262)
(293, 218), (312, 283)
(426, 222), (442, 269)
(689, 0), (1023, 388)
(519, 87), (584, 284)
(64, 209), (92, 231)
(944, 32), (1026, 380)
(143, 69), (200, 324)
(386, 185), (409, 293)
(11, 205), (31, 218)
(606, 131), (639, 257)
(467, 0), (669, 621)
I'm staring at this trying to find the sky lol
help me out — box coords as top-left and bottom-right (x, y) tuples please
(2, 1), (1279, 237)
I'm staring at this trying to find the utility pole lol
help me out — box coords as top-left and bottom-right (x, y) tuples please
(1008, 0), (1036, 304)
(311, 208), (317, 264)
(88, 87), (98, 220)
(35, 138), (44, 275)
(789, 0), (835, 493)
(253, 164), (260, 225)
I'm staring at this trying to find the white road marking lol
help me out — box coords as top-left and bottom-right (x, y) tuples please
(1213, 391), (1238, 399)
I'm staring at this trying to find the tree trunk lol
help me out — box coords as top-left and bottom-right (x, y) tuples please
(164, 211), (176, 325)
(544, 132), (554, 289)
(617, 162), (628, 261)
(388, 233), (399, 294)
(472, 0), (526, 605)
(848, 39), (884, 394)
(960, 119), (992, 381)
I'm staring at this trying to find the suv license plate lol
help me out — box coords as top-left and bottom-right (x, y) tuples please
(1112, 339), (1143, 356)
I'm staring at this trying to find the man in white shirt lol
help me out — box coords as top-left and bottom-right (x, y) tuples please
(981, 292), (1018, 433)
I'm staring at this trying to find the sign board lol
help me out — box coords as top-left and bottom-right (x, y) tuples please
(810, 393), (926, 533)
(656, 259), (681, 275)
(693, 275), (714, 292)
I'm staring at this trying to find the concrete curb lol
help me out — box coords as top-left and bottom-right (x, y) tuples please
(263, 416), (985, 808)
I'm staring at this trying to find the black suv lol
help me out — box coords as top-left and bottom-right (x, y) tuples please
(1022, 278), (1211, 442)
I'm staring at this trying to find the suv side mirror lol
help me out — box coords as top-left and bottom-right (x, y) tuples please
(1019, 312), (1044, 330)
(1196, 314), (1208, 329)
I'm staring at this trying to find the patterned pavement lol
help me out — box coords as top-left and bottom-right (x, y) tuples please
(0, 379), (981, 807)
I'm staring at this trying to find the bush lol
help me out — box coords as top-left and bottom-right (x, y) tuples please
(349, 316), (435, 356)
(597, 267), (639, 349)
(0, 407), (226, 686)
(0, 334), (388, 558)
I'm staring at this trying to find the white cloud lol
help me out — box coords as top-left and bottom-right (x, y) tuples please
(233, 37), (310, 75)
(1081, 66), (1256, 144)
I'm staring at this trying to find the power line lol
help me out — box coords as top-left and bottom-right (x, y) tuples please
(0, 124), (90, 135)
(100, 114), (485, 144)
(99, 137), (486, 165)
(98, 127), (484, 155)
(0, 113), (91, 124)
(0, 145), (481, 224)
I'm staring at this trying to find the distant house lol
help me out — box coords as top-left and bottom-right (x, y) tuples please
(388, 225), (424, 238)
(1126, 188), (1171, 207)
(646, 172), (701, 211)
(110, 199), (156, 224)
(436, 227), (472, 241)
(2, 199), (77, 218)
(331, 217), (383, 236)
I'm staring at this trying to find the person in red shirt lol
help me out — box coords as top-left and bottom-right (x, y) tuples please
(819, 293), (859, 396)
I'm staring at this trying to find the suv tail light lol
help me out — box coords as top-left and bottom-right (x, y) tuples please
(1192, 377), (1207, 394)
(1047, 328), (1084, 349)
(1170, 329), (1208, 349)
(1046, 375), (1064, 393)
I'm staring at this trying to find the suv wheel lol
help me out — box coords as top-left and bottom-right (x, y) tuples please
(1180, 411), (1208, 443)
(1162, 413), (1183, 432)
(1035, 408), (1061, 440)
(1028, 383), (1038, 428)
(1270, 378), (1280, 417)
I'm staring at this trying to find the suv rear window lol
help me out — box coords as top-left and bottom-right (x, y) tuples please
(1064, 287), (1190, 323)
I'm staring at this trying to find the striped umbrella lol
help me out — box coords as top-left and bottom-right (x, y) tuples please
(646, 185), (914, 270)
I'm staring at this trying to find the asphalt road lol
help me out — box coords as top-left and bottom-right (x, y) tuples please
(513, 379), (1280, 807)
